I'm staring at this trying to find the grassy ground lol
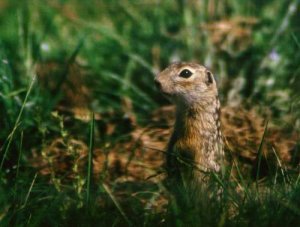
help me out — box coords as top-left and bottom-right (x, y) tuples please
(0, 0), (300, 226)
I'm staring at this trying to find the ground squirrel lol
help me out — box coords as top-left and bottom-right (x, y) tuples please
(155, 62), (299, 208)
(155, 62), (225, 205)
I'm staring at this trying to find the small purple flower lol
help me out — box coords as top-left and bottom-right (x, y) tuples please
(269, 49), (280, 62)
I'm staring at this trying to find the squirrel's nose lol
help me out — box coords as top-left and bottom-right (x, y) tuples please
(154, 79), (162, 90)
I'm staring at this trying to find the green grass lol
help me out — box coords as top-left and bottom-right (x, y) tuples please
(0, 0), (300, 226)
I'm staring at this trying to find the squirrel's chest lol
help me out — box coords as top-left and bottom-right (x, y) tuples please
(169, 131), (223, 172)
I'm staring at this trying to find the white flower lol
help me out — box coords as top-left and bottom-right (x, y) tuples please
(266, 78), (275, 87)
(41, 42), (50, 52)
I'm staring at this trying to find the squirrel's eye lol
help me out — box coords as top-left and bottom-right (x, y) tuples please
(179, 69), (193, 78)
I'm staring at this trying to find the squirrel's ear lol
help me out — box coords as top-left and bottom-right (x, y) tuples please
(205, 71), (213, 85)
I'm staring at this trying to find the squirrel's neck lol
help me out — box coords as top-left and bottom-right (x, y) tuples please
(173, 96), (224, 172)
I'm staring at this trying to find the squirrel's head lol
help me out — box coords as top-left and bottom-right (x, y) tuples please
(155, 62), (219, 108)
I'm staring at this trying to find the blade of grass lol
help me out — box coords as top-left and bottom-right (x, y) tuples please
(53, 37), (85, 95)
(16, 131), (23, 179)
(102, 183), (132, 226)
(22, 173), (38, 209)
(0, 73), (36, 171)
(296, 171), (300, 186)
(255, 121), (269, 189)
(291, 32), (300, 49)
(13, 131), (24, 203)
(232, 157), (250, 199)
(271, 146), (288, 186)
(127, 53), (157, 75)
(86, 112), (95, 205)
(102, 71), (155, 105)
(224, 138), (251, 198)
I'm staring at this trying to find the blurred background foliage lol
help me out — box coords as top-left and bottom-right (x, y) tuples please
(1, 0), (299, 118)
(0, 0), (300, 225)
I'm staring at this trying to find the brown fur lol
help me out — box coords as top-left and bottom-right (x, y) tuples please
(155, 63), (299, 195)
(155, 62), (224, 203)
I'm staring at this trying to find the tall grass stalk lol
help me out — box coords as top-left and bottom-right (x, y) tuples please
(102, 183), (132, 226)
(16, 131), (23, 179)
(0, 73), (36, 171)
(271, 147), (288, 186)
(21, 173), (37, 209)
(86, 112), (95, 205)
(255, 121), (269, 189)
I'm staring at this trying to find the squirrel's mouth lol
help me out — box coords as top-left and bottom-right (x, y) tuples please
(161, 91), (170, 96)
(161, 91), (172, 98)
(156, 86), (171, 97)
(154, 80), (173, 98)
(161, 91), (173, 102)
